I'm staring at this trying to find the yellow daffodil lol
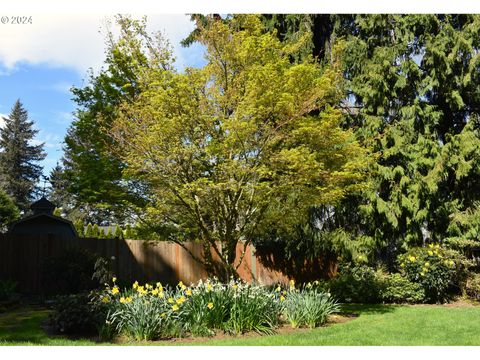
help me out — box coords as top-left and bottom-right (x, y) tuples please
(176, 296), (186, 305)
(133, 281), (139, 289)
(168, 297), (174, 304)
(207, 284), (213, 291)
(425, 262), (430, 267)
(186, 289), (192, 296)
(232, 284), (238, 290)
(151, 289), (159, 296)
(280, 295), (285, 302)
(161, 313), (166, 318)
(120, 296), (126, 303)
(172, 304), (179, 311)
(146, 284), (152, 290)
(408, 256), (416, 262)
(207, 302), (214, 310)
(101, 296), (110, 303)
(156, 282), (163, 291)
(289, 279), (295, 290)
(428, 251), (433, 256)
(112, 277), (117, 283)
(275, 286), (281, 292)
(429, 244), (434, 249)
(125, 296), (132, 303)
(111, 286), (120, 295)
(178, 281), (187, 290)
(158, 292), (164, 299)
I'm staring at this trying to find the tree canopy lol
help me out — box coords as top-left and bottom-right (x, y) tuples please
(110, 15), (370, 277)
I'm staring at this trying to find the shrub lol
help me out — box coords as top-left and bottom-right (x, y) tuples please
(0, 279), (17, 301)
(380, 273), (425, 304)
(328, 265), (385, 303)
(465, 274), (480, 301)
(398, 244), (468, 303)
(282, 289), (339, 329)
(49, 293), (105, 335)
(42, 247), (98, 295)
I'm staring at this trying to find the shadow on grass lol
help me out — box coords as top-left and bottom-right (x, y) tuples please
(339, 303), (402, 316)
(0, 306), (102, 345)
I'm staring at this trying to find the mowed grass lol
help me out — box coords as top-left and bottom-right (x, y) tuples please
(0, 306), (108, 346)
(2, 303), (480, 345)
(190, 304), (480, 346)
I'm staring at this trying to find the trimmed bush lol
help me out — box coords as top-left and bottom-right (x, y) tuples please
(49, 293), (105, 335)
(380, 273), (425, 304)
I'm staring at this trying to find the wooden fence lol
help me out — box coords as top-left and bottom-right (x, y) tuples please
(0, 234), (289, 294)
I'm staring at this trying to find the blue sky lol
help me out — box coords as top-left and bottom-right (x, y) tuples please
(0, 14), (205, 176)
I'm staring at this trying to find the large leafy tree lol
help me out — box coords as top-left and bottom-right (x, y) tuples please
(0, 189), (19, 232)
(111, 15), (370, 278)
(0, 100), (46, 211)
(62, 15), (171, 224)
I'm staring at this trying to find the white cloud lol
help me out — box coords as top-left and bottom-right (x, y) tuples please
(0, 14), (199, 75)
(0, 113), (7, 128)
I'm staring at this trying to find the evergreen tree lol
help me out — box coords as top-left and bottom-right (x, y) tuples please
(92, 224), (100, 238)
(85, 223), (94, 238)
(47, 163), (71, 214)
(114, 224), (123, 239)
(74, 219), (85, 237)
(0, 100), (46, 211)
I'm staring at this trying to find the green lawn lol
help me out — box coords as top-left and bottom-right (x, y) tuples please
(2, 303), (480, 345)
(0, 306), (109, 346)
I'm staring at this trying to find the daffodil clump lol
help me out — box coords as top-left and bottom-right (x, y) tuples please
(398, 245), (467, 303)
(96, 277), (337, 341)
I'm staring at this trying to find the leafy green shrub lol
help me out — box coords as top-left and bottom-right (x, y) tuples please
(380, 273), (425, 304)
(328, 265), (385, 303)
(42, 248), (98, 295)
(49, 293), (104, 334)
(465, 274), (480, 301)
(282, 289), (339, 328)
(0, 279), (17, 301)
(398, 244), (468, 303)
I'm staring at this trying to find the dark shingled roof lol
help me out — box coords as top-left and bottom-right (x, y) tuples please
(30, 197), (55, 214)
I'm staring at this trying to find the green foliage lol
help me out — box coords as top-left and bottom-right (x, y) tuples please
(380, 273), (426, 304)
(74, 219), (84, 237)
(282, 290), (339, 329)
(92, 224), (100, 238)
(328, 265), (385, 303)
(0, 189), (19, 232)
(41, 248), (98, 295)
(465, 274), (480, 301)
(0, 100), (46, 210)
(114, 225), (123, 239)
(49, 293), (105, 335)
(398, 245), (468, 303)
(62, 15), (168, 223)
(85, 223), (94, 237)
(112, 14), (370, 278)
(0, 279), (17, 301)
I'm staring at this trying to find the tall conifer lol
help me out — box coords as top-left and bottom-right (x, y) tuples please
(0, 100), (46, 211)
